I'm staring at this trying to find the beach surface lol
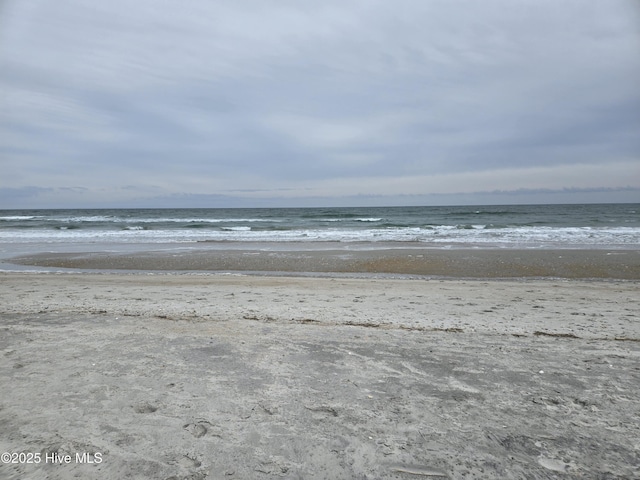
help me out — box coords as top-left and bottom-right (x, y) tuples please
(8, 246), (640, 279)
(1, 271), (639, 479)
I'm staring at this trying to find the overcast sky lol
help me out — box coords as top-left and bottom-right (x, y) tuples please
(1, 0), (639, 208)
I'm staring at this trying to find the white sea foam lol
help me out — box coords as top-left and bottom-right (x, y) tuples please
(1, 225), (637, 248)
(123, 217), (280, 223)
(57, 215), (117, 222)
(1, 205), (638, 249)
(221, 226), (252, 231)
(0, 216), (41, 220)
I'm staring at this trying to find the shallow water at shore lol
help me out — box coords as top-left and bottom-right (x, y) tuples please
(5, 244), (640, 279)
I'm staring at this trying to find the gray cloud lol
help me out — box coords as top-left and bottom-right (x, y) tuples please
(1, 0), (639, 208)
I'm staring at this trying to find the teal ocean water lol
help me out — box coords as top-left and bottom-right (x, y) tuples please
(0, 204), (638, 249)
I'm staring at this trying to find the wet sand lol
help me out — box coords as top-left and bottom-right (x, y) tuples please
(1, 272), (639, 479)
(9, 247), (640, 279)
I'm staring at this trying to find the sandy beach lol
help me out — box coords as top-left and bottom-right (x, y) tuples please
(0, 269), (639, 479)
(2, 0), (639, 475)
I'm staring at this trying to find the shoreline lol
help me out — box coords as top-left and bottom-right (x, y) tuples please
(6, 246), (640, 279)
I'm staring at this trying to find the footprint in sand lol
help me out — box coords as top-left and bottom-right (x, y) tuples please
(184, 421), (217, 438)
(133, 402), (158, 414)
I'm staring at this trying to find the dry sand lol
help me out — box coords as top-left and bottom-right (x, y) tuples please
(1, 272), (639, 479)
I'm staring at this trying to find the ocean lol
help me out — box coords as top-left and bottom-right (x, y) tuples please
(1, 204), (638, 249)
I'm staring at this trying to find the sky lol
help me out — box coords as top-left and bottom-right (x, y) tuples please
(1, 0), (639, 209)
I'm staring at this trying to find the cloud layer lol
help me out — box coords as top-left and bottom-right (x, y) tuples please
(1, 0), (639, 207)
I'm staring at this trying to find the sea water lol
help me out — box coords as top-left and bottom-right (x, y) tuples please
(1, 204), (638, 249)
